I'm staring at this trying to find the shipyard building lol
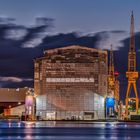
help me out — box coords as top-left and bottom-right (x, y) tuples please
(0, 88), (29, 116)
(34, 45), (108, 120)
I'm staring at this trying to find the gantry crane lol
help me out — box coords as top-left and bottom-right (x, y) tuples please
(125, 11), (139, 116)
(108, 45), (115, 97)
(108, 45), (119, 101)
(106, 44), (120, 117)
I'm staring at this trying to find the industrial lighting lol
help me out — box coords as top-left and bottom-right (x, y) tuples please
(101, 97), (105, 104)
(114, 71), (119, 77)
(106, 97), (115, 107)
(18, 102), (21, 105)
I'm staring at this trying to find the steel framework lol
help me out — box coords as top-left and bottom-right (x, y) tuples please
(125, 11), (139, 116)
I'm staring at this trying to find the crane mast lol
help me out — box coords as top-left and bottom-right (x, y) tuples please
(108, 45), (119, 100)
(108, 45), (115, 95)
(125, 11), (139, 116)
(109, 45), (115, 78)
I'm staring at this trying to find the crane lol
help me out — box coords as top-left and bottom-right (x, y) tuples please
(125, 11), (139, 116)
(108, 45), (119, 101)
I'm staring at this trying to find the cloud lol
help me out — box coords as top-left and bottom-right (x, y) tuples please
(35, 17), (54, 27)
(0, 17), (53, 87)
(21, 17), (53, 48)
(4, 27), (27, 40)
(0, 17), (15, 25)
(0, 76), (33, 83)
(1, 15), (140, 101)
(0, 16), (53, 47)
(40, 32), (99, 49)
(94, 30), (128, 50)
(22, 37), (44, 48)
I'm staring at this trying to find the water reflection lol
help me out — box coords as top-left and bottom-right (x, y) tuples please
(0, 121), (140, 139)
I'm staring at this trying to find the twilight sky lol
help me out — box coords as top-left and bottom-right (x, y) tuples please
(0, 0), (140, 33)
(0, 0), (140, 100)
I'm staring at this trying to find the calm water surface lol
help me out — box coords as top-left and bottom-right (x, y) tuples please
(0, 121), (140, 140)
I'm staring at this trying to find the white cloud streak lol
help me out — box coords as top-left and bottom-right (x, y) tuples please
(95, 31), (129, 50)
(22, 33), (46, 48)
(4, 28), (28, 40)
(0, 76), (33, 83)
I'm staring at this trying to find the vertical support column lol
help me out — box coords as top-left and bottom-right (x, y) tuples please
(125, 82), (131, 116)
(133, 82), (139, 113)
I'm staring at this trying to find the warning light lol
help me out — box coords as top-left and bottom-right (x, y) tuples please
(115, 71), (119, 77)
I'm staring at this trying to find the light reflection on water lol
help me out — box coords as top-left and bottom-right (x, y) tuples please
(0, 136), (138, 140)
(1, 120), (140, 129)
(0, 121), (140, 139)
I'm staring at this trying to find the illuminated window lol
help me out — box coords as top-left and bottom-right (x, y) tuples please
(35, 72), (39, 78)
(40, 72), (42, 80)
(35, 63), (39, 67)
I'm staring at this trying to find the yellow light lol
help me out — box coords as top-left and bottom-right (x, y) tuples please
(18, 102), (21, 105)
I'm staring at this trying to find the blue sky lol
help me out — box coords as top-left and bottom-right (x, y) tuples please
(0, 0), (140, 33)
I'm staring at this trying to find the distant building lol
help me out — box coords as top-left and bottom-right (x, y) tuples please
(34, 45), (108, 120)
(0, 87), (31, 116)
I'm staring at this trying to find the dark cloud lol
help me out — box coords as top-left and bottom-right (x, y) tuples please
(40, 32), (100, 49)
(35, 17), (53, 27)
(0, 17), (140, 102)
(0, 26), (103, 88)
(0, 17), (53, 87)
(110, 30), (126, 34)
(0, 17), (15, 25)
